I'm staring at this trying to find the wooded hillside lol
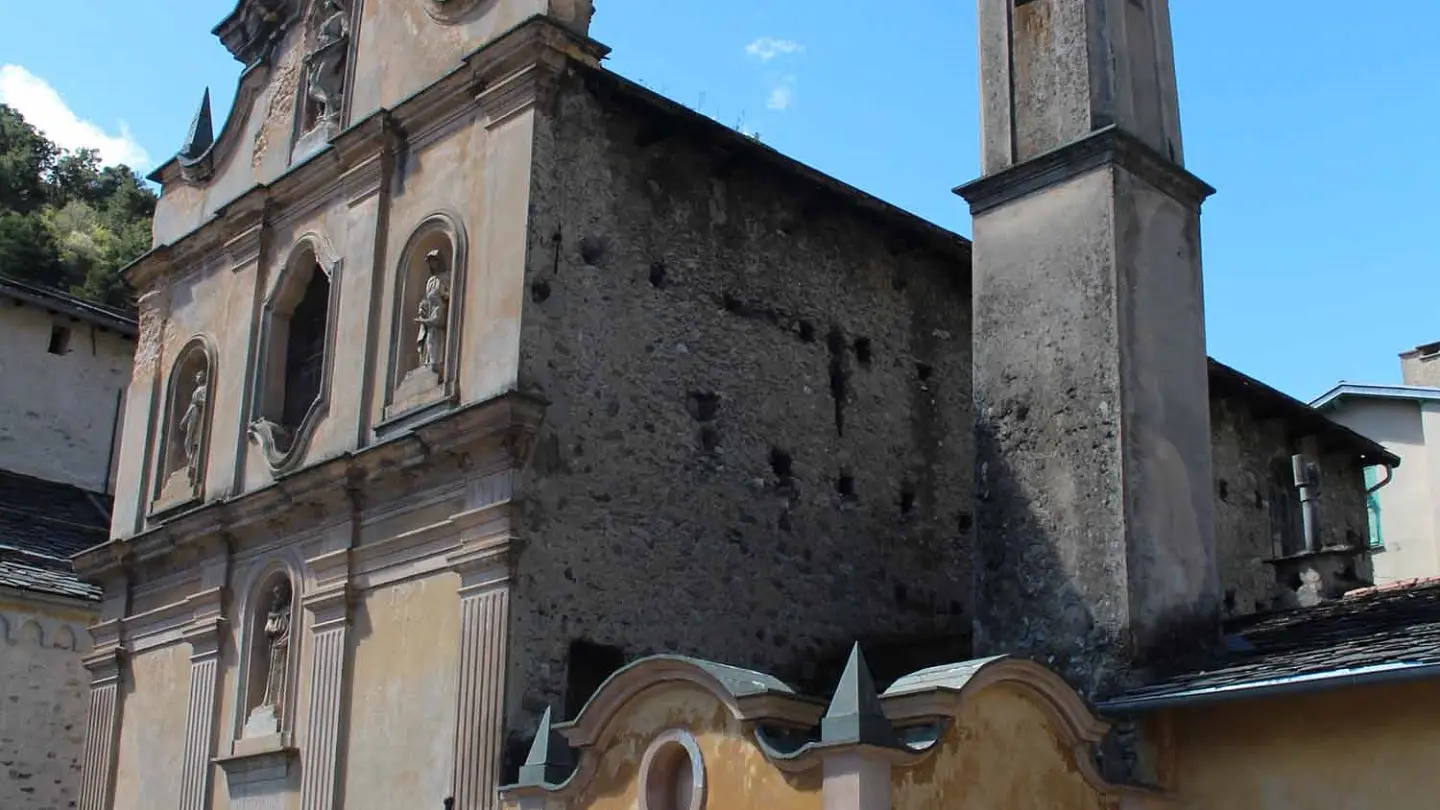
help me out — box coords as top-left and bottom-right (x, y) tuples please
(0, 103), (156, 309)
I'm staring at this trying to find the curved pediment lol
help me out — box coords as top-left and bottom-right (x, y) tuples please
(214, 0), (305, 66)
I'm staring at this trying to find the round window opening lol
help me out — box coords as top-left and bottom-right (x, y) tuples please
(640, 730), (706, 810)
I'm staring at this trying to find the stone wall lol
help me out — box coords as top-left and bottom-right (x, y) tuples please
(504, 64), (973, 751)
(1400, 343), (1440, 387)
(1209, 393), (1372, 617)
(0, 303), (131, 494)
(0, 594), (95, 810)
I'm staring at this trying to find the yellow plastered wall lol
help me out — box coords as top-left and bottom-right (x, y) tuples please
(111, 643), (191, 810)
(893, 685), (1107, 810)
(343, 572), (462, 810)
(1168, 679), (1440, 809)
(561, 683), (822, 810)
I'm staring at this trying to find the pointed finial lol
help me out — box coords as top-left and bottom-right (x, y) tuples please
(515, 707), (574, 787)
(179, 88), (214, 162)
(820, 643), (901, 748)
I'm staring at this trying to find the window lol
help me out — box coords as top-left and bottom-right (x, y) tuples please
(47, 325), (71, 355)
(281, 268), (330, 432)
(1268, 458), (1304, 557)
(563, 640), (626, 720)
(1363, 466), (1384, 549)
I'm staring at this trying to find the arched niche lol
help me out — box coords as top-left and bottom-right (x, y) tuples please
(249, 233), (343, 473)
(153, 336), (216, 511)
(383, 213), (466, 421)
(235, 566), (301, 742)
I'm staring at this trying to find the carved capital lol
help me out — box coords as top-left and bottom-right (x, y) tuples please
(82, 647), (125, 685)
(302, 582), (351, 630)
(183, 616), (228, 660)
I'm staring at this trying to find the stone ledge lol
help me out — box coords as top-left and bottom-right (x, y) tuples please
(215, 734), (297, 787)
(955, 125), (1215, 216)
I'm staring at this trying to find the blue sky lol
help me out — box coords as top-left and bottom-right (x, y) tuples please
(2, 1), (1435, 401)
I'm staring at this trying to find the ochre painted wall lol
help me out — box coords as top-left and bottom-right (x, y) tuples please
(343, 572), (462, 810)
(111, 643), (191, 810)
(893, 685), (1106, 810)
(553, 683), (822, 810)
(1167, 680), (1440, 809)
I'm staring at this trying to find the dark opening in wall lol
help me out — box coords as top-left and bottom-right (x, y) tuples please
(564, 640), (626, 720)
(648, 262), (667, 288)
(836, 472), (856, 500)
(47, 325), (71, 355)
(282, 268), (330, 431)
(854, 337), (872, 367)
(916, 363), (934, 382)
(899, 480), (916, 514)
(1217, 479), (1229, 502)
(957, 512), (973, 535)
(686, 392), (720, 422)
(769, 447), (793, 483)
(530, 279), (552, 303)
(797, 320), (816, 343)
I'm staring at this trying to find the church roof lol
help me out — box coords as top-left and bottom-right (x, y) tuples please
(0, 470), (107, 601)
(1099, 581), (1440, 713)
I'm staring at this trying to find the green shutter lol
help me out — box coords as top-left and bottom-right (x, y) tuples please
(1363, 466), (1384, 549)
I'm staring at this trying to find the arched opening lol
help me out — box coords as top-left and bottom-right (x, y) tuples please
(241, 570), (296, 740)
(282, 266), (330, 432)
(250, 237), (340, 470)
(155, 337), (214, 507)
(385, 214), (466, 420)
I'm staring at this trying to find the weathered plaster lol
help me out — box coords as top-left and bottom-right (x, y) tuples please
(110, 644), (191, 810)
(343, 573), (461, 809)
(0, 303), (132, 494)
(1163, 680), (1440, 809)
(892, 686), (1106, 810)
(0, 596), (95, 810)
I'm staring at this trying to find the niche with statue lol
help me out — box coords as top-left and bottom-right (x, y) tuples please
(384, 215), (466, 421)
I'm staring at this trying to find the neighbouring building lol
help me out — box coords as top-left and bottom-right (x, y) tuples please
(68, 1), (1437, 810)
(1311, 342), (1440, 585)
(0, 274), (135, 810)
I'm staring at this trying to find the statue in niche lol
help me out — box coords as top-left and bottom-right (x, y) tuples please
(415, 250), (450, 372)
(177, 369), (208, 485)
(302, 0), (350, 132)
(246, 578), (293, 736)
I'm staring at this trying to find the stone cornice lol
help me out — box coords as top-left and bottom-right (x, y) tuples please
(75, 392), (547, 580)
(956, 125), (1215, 216)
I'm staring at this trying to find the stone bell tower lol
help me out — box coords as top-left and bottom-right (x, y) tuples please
(958, 0), (1221, 695)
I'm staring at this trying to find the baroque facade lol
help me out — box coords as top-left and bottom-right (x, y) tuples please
(72, 1), (1426, 810)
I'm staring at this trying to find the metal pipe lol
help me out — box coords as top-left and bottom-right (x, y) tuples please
(1366, 462), (1395, 495)
(1292, 454), (1321, 553)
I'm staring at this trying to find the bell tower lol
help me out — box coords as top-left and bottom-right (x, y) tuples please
(959, 0), (1221, 694)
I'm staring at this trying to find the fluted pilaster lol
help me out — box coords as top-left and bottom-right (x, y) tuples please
(298, 575), (350, 810)
(178, 619), (225, 810)
(78, 640), (124, 810)
(449, 529), (512, 810)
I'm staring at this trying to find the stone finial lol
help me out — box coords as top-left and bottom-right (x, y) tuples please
(515, 707), (574, 787)
(178, 88), (214, 163)
(821, 644), (901, 748)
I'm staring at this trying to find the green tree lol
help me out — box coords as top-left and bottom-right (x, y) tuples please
(0, 105), (155, 309)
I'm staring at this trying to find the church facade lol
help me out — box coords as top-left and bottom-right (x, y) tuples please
(72, 1), (1434, 810)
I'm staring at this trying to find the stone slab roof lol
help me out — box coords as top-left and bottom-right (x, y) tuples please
(0, 470), (108, 601)
(1100, 582), (1440, 712)
(0, 273), (138, 337)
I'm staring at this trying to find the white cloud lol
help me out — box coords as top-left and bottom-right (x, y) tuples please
(766, 76), (797, 112)
(746, 37), (803, 61)
(0, 64), (151, 169)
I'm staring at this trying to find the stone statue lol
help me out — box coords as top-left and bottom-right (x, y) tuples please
(177, 369), (208, 484)
(415, 251), (449, 371)
(303, 0), (350, 130)
(259, 580), (293, 717)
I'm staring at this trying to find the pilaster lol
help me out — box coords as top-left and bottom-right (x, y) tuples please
(78, 640), (124, 810)
(447, 518), (514, 810)
(178, 552), (230, 810)
(298, 549), (352, 810)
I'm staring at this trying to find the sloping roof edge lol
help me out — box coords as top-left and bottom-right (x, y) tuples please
(1207, 359), (1399, 467)
(1310, 382), (1440, 410)
(0, 274), (137, 337)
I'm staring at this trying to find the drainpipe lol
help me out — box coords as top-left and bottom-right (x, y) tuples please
(1292, 454), (1322, 553)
